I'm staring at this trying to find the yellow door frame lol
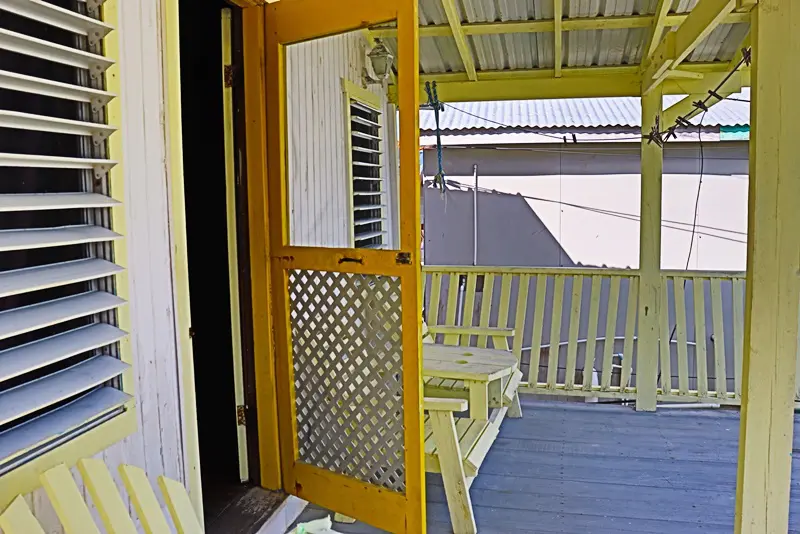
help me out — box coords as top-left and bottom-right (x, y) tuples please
(242, 5), (283, 491)
(260, 1), (424, 531)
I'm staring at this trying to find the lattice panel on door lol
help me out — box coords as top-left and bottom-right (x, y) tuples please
(289, 269), (405, 493)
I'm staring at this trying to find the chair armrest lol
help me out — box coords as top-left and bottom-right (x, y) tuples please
(424, 398), (468, 412)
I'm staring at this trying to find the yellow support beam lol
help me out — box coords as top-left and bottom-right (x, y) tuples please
(636, 86), (663, 412)
(736, 0), (757, 11)
(645, 0), (672, 59)
(370, 11), (750, 39)
(735, 1), (800, 532)
(664, 69), (704, 80)
(394, 66), (747, 103)
(642, 0), (737, 94)
(440, 0), (477, 81)
(553, 0), (563, 78)
(661, 69), (744, 126)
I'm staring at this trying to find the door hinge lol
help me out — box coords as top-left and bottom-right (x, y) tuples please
(224, 65), (236, 88)
(236, 405), (246, 426)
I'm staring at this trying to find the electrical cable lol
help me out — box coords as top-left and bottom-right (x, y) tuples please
(659, 109), (709, 387)
(424, 179), (746, 244)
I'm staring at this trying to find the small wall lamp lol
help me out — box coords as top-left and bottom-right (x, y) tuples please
(364, 41), (394, 84)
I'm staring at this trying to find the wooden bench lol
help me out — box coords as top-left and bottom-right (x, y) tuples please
(0, 459), (202, 533)
(423, 323), (523, 419)
(424, 397), (508, 534)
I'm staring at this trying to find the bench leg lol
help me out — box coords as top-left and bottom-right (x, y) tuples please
(429, 411), (478, 534)
(507, 392), (523, 418)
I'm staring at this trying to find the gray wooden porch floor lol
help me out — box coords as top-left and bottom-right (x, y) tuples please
(291, 398), (800, 533)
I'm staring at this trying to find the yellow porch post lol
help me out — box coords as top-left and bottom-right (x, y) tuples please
(636, 87), (663, 412)
(735, 0), (800, 532)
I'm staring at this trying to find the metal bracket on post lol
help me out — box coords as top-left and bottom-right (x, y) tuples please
(92, 163), (112, 183)
(91, 131), (109, 149)
(85, 0), (106, 18)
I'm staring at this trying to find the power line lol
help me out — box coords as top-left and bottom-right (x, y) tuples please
(685, 111), (708, 269)
(430, 179), (747, 244)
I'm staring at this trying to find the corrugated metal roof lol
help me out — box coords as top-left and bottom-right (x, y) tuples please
(420, 89), (750, 131)
(379, 0), (749, 77)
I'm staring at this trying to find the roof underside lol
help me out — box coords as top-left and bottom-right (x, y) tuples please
(419, 88), (751, 131)
(372, 0), (751, 96)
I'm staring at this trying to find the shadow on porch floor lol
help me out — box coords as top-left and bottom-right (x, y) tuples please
(290, 398), (800, 533)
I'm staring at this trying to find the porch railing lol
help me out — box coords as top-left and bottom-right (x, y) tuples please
(658, 272), (745, 404)
(422, 266), (747, 406)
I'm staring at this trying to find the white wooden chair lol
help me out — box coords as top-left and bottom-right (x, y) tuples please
(0, 459), (203, 533)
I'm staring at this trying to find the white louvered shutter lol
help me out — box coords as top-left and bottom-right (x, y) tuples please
(349, 98), (388, 249)
(0, 0), (130, 474)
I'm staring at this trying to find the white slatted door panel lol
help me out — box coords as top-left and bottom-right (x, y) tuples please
(349, 98), (387, 249)
(0, 0), (130, 473)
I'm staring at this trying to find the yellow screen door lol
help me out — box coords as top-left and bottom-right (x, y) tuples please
(264, 1), (424, 532)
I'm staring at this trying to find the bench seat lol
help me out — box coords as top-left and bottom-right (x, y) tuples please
(424, 368), (524, 418)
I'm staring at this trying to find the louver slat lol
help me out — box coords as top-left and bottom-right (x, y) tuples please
(0, 291), (125, 341)
(0, 323), (127, 384)
(0, 193), (119, 212)
(0, 28), (114, 71)
(0, 0), (113, 37)
(0, 225), (121, 252)
(0, 110), (117, 137)
(0, 387), (131, 470)
(0, 69), (115, 105)
(0, 356), (129, 427)
(0, 258), (123, 298)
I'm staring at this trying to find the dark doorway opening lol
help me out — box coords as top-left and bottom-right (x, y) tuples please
(177, 2), (278, 531)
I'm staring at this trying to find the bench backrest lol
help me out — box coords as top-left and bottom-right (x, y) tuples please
(0, 459), (202, 534)
(424, 323), (515, 352)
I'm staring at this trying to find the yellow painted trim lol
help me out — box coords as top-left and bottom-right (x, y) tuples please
(292, 463), (408, 532)
(636, 87), (663, 412)
(370, 11), (750, 38)
(645, 0), (671, 60)
(735, 1), (800, 531)
(441, 0), (477, 80)
(265, 0), (424, 530)
(642, 0), (737, 94)
(342, 78), (382, 109)
(665, 69), (705, 80)
(221, 7), (249, 484)
(553, 0), (562, 78)
(242, 5), (282, 490)
(406, 69), (748, 103)
(162, 0), (203, 516)
(0, 409), (136, 510)
(269, 0), (396, 44)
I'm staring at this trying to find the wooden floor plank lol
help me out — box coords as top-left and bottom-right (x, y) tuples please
(290, 400), (800, 534)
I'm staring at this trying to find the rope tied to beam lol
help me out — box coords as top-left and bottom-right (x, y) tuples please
(424, 81), (448, 194)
